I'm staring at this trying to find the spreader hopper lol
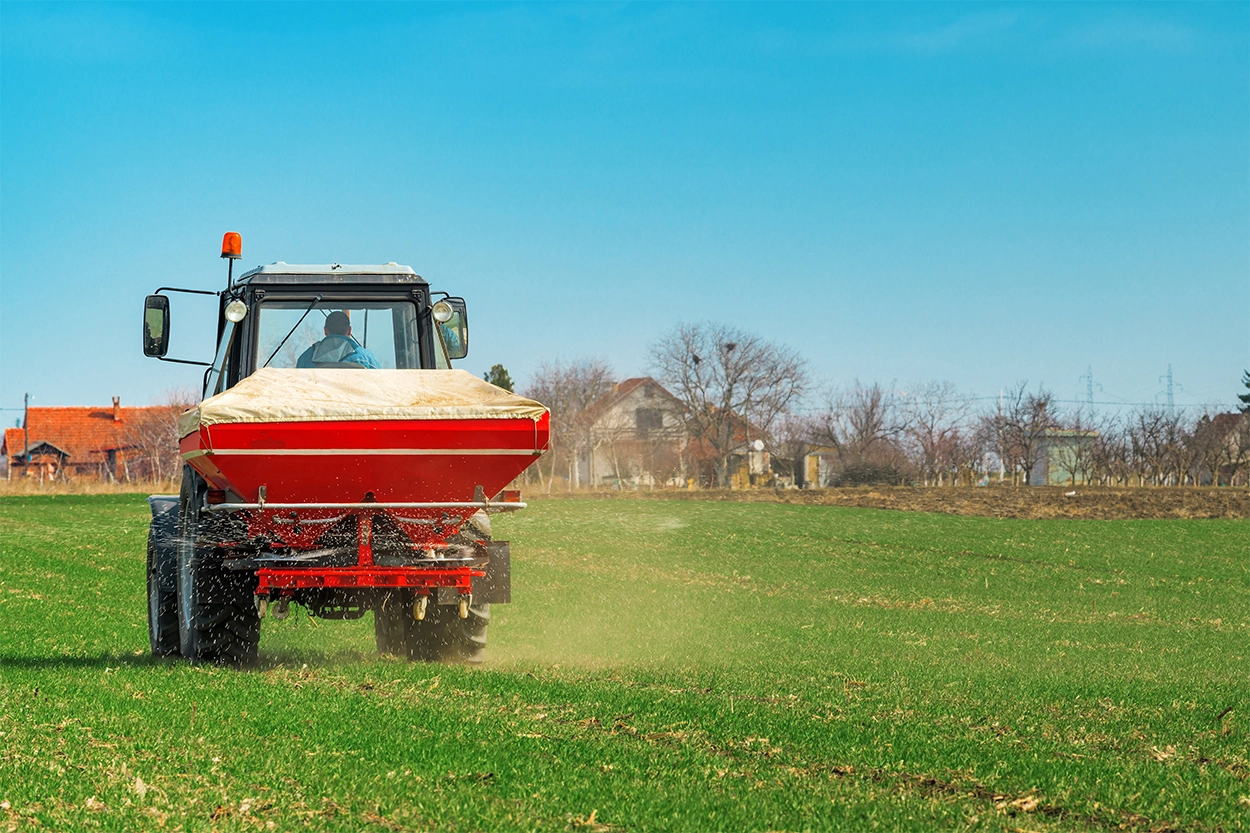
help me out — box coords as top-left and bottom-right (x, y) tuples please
(178, 368), (549, 507)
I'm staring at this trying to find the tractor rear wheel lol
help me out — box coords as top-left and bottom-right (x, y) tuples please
(176, 466), (260, 667)
(400, 510), (493, 663)
(403, 600), (490, 664)
(377, 511), (495, 663)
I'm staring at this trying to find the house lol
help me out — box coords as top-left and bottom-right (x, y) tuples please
(575, 378), (688, 488)
(1194, 412), (1250, 486)
(2, 398), (175, 482)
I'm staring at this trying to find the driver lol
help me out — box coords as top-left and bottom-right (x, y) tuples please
(296, 311), (381, 368)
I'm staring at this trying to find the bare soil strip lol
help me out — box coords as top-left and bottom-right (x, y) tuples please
(578, 485), (1250, 520)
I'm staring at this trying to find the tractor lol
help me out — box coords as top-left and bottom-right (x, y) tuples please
(142, 233), (548, 666)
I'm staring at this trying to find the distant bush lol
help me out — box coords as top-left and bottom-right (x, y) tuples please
(832, 461), (910, 487)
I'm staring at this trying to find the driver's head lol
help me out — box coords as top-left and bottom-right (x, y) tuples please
(324, 311), (351, 336)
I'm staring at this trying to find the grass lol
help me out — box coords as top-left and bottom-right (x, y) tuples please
(0, 495), (1246, 832)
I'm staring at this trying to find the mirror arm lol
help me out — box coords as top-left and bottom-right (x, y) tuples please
(154, 287), (219, 297)
(157, 356), (213, 367)
(146, 287), (216, 364)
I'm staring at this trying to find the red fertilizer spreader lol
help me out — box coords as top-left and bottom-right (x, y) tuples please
(176, 368), (549, 598)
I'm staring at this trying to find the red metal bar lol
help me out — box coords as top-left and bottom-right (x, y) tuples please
(256, 567), (483, 593)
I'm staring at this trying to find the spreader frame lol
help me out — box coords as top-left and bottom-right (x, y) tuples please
(255, 566), (482, 593)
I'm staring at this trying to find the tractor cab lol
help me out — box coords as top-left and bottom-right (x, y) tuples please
(142, 235), (469, 400)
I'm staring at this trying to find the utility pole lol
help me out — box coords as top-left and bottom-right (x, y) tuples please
(997, 389), (1005, 484)
(23, 393), (30, 468)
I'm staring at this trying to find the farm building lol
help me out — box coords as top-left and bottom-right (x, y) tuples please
(795, 443), (840, 488)
(2, 398), (180, 482)
(1030, 429), (1099, 486)
(575, 377), (688, 488)
(679, 412), (777, 489)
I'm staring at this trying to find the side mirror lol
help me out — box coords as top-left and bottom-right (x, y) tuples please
(437, 297), (469, 360)
(143, 294), (170, 357)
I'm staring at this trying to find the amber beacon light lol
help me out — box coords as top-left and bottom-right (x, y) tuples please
(221, 232), (242, 260)
(221, 231), (242, 287)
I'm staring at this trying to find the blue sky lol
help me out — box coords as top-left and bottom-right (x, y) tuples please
(2, 2), (1247, 417)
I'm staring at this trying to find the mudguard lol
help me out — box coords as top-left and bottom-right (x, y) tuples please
(473, 541), (511, 604)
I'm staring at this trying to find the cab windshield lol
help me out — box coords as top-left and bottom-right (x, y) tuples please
(255, 300), (421, 370)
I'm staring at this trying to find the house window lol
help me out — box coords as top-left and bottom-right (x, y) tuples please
(636, 408), (664, 437)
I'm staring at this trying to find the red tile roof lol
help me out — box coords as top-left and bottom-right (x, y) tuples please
(1, 405), (168, 463)
(2, 428), (23, 459)
(1211, 412), (1247, 433)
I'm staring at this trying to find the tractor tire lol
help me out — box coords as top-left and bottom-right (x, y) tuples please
(398, 509), (492, 663)
(403, 599), (490, 664)
(374, 592), (407, 655)
(147, 523), (179, 657)
(176, 466), (260, 667)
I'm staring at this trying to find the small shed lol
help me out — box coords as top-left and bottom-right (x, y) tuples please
(796, 443), (839, 488)
(1030, 429), (1099, 486)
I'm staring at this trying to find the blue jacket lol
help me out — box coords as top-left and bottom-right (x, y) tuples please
(296, 335), (382, 369)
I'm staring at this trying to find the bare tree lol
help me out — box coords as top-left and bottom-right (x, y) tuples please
(946, 426), (983, 486)
(1189, 414), (1230, 486)
(899, 381), (968, 486)
(991, 382), (1058, 486)
(638, 430), (686, 489)
(1173, 414), (1201, 486)
(1090, 415), (1130, 486)
(771, 413), (817, 487)
(1229, 414), (1250, 486)
(1127, 406), (1186, 486)
(814, 381), (897, 457)
(605, 422), (686, 490)
(591, 403), (642, 488)
(811, 381), (911, 484)
(627, 398), (688, 489)
(122, 388), (198, 483)
(522, 358), (616, 491)
(974, 412), (1005, 484)
(649, 322), (807, 487)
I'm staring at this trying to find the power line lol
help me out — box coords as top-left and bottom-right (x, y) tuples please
(794, 396), (1232, 412)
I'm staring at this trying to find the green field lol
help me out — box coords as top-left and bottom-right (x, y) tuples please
(1, 495), (1246, 832)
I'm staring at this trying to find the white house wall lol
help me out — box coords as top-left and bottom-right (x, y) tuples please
(577, 383), (686, 488)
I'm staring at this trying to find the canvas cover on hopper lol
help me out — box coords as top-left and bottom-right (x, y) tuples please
(178, 368), (547, 439)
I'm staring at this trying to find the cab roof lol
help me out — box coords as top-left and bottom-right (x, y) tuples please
(237, 262), (427, 285)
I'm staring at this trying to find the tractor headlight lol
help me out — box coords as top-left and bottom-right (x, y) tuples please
(432, 301), (454, 323)
(224, 299), (248, 323)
